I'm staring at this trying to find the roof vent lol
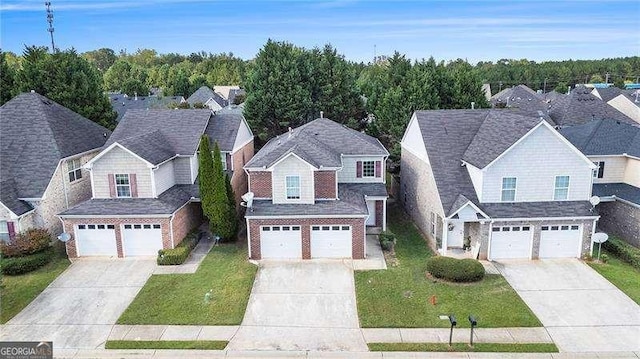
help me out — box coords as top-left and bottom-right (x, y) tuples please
(320, 111), (324, 118)
(288, 127), (293, 138)
(30, 90), (35, 93)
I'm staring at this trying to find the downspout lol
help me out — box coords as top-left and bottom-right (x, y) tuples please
(441, 217), (448, 256)
(60, 160), (69, 209)
(169, 214), (175, 249)
(487, 220), (495, 261)
(246, 216), (252, 258)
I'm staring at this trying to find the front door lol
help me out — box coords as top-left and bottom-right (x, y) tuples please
(447, 221), (464, 247)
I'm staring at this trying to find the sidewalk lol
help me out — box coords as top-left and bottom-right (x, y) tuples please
(108, 325), (238, 341)
(153, 236), (215, 274)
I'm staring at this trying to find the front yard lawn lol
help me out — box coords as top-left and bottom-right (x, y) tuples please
(1, 254), (70, 323)
(117, 243), (256, 325)
(369, 343), (558, 353)
(588, 250), (640, 304)
(355, 203), (541, 328)
(105, 340), (227, 350)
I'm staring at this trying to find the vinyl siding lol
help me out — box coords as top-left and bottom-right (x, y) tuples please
(401, 115), (428, 161)
(589, 156), (627, 184)
(174, 157), (192, 184)
(338, 156), (385, 183)
(233, 119), (254, 152)
(154, 160), (175, 195)
(482, 125), (592, 202)
(466, 164), (483, 202)
(190, 154), (198, 184)
(624, 158), (640, 187)
(91, 146), (153, 198)
(271, 155), (314, 204)
(608, 96), (640, 122)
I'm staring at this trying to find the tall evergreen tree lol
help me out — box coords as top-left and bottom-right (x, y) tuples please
(198, 135), (216, 221)
(224, 174), (238, 239)
(210, 142), (235, 239)
(0, 51), (16, 105)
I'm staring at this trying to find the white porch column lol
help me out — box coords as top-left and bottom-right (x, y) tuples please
(441, 217), (449, 256)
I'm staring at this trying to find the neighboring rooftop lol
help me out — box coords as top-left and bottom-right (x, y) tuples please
(593, 183), (640, 206)
(245, 118), (388, 169)
(187, 86), (227, 108)
(560, 119), (640, 158)
(213, 85), (241, 101)
(490, 85), (550, 119)
(548, 85), (635, 126)
(203, 106), (245, 152)
(592, 87), (623, 102)
(108, 94), (184, 122)
(0, 92), (110, 214)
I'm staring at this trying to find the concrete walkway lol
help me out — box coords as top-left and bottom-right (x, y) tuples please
(109, 325), (238, 341)
(362, 327), (553, 344)
(153, 237), (215, 274)
(353, 234), (387, 270)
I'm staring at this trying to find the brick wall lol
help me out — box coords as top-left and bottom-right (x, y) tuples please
(171, 202), (204, 246)
(597, 201), (640, 247)
(314, 171), (337, 199)
(231, 140), (254, 206)
(249, 171), (272, 198)
(375, 200), (384, 227)
(247, 217), (366, 259)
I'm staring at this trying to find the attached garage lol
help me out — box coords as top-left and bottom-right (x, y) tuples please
(539, 224), (582, 258)
(310, 225), (352, 258)
(489, 225), (532, 260)
(122, 223), (163, 256)
(260, 225), (302, 259)
(75, 224), (117, 256)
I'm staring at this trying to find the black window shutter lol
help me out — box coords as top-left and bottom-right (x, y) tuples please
(598, 161), (605, 178)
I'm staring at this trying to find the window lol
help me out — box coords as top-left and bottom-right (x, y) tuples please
(522, 226), (530, 231)
(593, 161), (605, 178)
(285, 176), (300, 199)
(68, 158), (82, 182)
(554, 176), (570, 200)
(501, 177), (517, 201)
(430, 212), (437, 235)
(492, 227), (500, 232)
(115, 174), (131, 197)
(292, 226), (300, 231)
(362, 161), (375, 177)
(0, 221), (9, 241)
(561, 225), (569, 230)
(216, 151), (228, 170)
(312, 226), (320, 231)
(571, 225), (579, 230)
(541, 226), (549, 231)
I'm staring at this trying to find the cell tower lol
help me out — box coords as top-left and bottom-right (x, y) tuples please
(45, 2), (56, 52)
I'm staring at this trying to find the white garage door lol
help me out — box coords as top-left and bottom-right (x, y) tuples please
(260, 225), (302, 259)
(539, 224), (582, 258)
(122, 224), (163, 256)
(75, 224), (117, 256)
(489, 225), (532, 260)
(311, 225), (352, 258)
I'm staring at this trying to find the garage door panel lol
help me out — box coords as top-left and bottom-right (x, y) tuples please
(122, 224), (163, 256)
(539, 225), (581, 258)
(490, 226), (532, 260)
(260, 226), (302, 259)
(75, 224), (117, 256)
(311, 225), (352, 258)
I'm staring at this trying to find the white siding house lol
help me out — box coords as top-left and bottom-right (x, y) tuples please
(271, 154), (315, 204)
(90, 146), (153, 198)
(154, 160), (176, 195)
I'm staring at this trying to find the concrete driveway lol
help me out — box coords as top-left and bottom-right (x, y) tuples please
(0, 258), (156, 349)
(496, 259), (640, 352)
(227, 260), (367, 351)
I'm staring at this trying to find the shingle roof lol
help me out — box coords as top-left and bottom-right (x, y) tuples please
(340, 183), (388, 198)
(245, 118), (388, 169)
(559, 119), (640, 158)
(108, 94), (184, 122)
(0, 179), (33, 216)
(105, 109), (211, 164)
(0, 92), (110, 214)
(187, 86), (227, 107)
(60, 185), (195, 216)
(593, 183), (640, 206)
(479, 201), (595, 218)
(204, 107), (244, 152)
(549, 86), (636, 126)
(594, 87), (622, 102)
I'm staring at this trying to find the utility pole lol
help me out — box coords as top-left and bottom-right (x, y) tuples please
(543, 78), (547, 93)
(605, 72), (610, 84)
(45, 2), (56, 52)
(498, 81), (503, 92)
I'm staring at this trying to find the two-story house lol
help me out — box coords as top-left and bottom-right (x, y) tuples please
(0, 92), (110, 241)
(561, 119), (640, 247)
(549, 85), (635, 127)
(59, 107), (253, 257)
(187, 86), (227, 111)
(591, 87), (640, 124)
(243, 118), (389, 260)
(401, 109), (599, 261)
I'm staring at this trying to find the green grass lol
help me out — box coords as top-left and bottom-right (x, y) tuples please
(117, 243), (257, 325)
(355, 203), (541, 328)
(368, 343), (558, 353)
(1, 253), (70, 323)
(589, 250), (640, 304)
(105, 340), (227, 350)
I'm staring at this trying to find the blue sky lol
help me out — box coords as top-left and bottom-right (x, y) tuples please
(1, 0), (638, 63)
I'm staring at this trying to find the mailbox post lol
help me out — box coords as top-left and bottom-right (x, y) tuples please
(468, 315), (477, 346)
(448, 315), (457, 346)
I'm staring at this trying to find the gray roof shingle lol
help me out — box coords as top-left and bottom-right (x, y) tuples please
(0, 92), (110, 214)
(479, 201), (595, 218)
(108, 94), (184, 122)
(490, 85), (549, 118)
(204, 107), (244, 152)
(592, 183), (640, 205)
(594, 87), (623, 102)
(549, 86), (636, 126)
(560, 119), (640, 158)
(105, 109), (211, 164)
(245, 118), (388, 169)
(187, 86), (227, 107)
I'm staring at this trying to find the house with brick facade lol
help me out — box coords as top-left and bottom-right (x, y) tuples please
(561, 119), (640, 248)
(243, 118), (389, 260)
(0, 92), (111, 242)
(58, 106), (253, 258)
(400, 109), (600, 261)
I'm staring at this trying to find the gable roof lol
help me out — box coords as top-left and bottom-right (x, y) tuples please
(187, 86), (227, 107)
(0, 92), (110, 214)
(560, 119), (640, 158)
(549, 86), (636, 126)
(245, 118), (388, 169)
(105, 109), (211, 164)
(108, 94), (184, 122)
(593, 87), (623, 102)
(213, 85), (241, 101)
(204, 107), (244, 152)
(490, 85), (551, 119)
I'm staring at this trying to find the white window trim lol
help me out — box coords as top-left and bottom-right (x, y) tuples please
(501, 177), (517, 202)
(592, 161), (604, 179)
(68, 158), (82, 182)
(553, 175), (570, 201)
(362, 160), (375, 178)
(115, 173), (132, 198)
(285, 175), (301, 200)
(0, 220), (9, 241)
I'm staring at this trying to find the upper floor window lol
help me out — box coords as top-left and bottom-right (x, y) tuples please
(554, 176), (570, 200)
(0, 221), (9, 242)
(501, 177), (517, 202)
(115, 174), (131, 197)
(68, 158), (82, 182)
(593, 161), (604, 179)
(286, 175), (300, 199)
(362, 161), (375, 177)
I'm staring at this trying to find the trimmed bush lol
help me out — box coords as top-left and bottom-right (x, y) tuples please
(426, 256), (485, 283)
(1, 248), (53, 275)
(1, 229), (52, 258)
(603, 236), (640, 270)
(379, 231), (397, 251)
(157, 231), (202, 265)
